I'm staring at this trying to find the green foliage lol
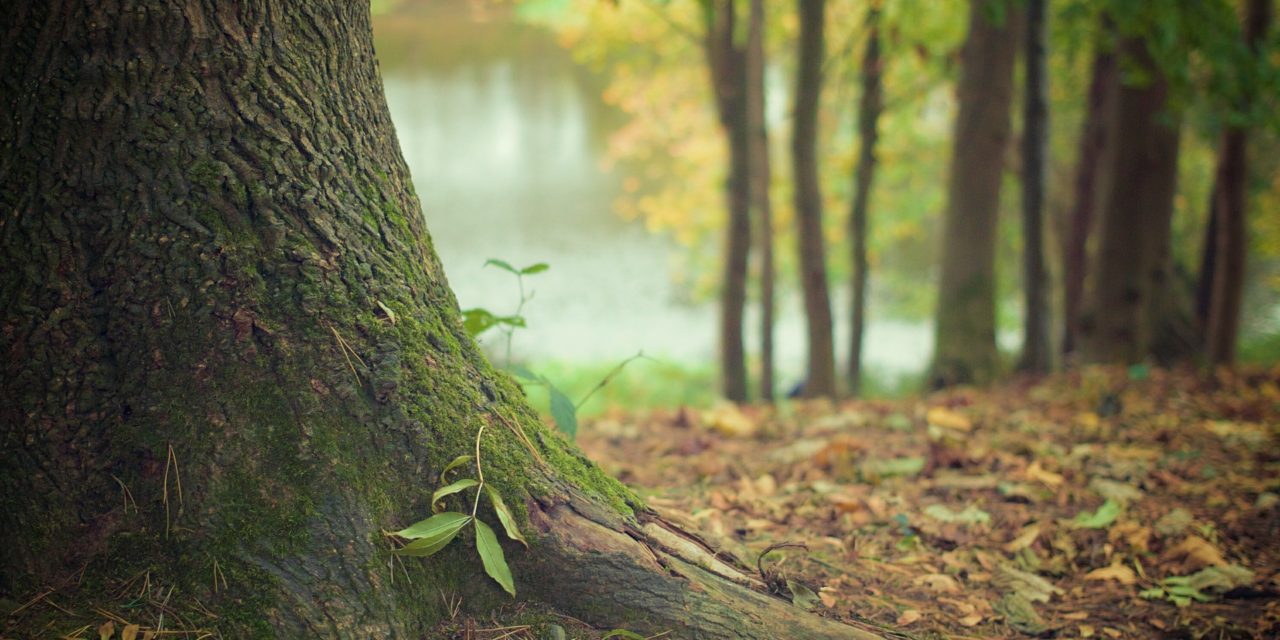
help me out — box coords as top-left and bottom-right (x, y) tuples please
(1069, 499), (1122, 529)
(392, 426), (526, 596)
(473, 519), (516, 596)
(1140, 565), (1255, 607)
(393, 512), (472, 557)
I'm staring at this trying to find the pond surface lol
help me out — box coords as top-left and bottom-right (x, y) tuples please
(372, 1), (933, 384)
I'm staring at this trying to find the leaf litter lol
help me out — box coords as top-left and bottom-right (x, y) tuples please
(577, 366), (1280, 638)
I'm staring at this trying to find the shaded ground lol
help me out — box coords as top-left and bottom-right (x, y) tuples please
(572, 366), (1280, 639)
(9, 367), (1278, 639)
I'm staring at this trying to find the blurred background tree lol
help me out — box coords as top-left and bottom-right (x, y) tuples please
(371, 0), (1280, 408)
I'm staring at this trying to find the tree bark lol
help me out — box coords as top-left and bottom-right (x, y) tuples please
(793, 0), (837, 398)
(705, 0), (752, 403)
(847, 7), (883, 396)
(1017, 0), (1051, 374)
(1080, 37), (1182, 364)
(1204, 0), (1272, 365)
(0, 2), (874, 637)
(930, 0), (1019, 388)
(746, 0), (776, 402)
(1062, 43), (1117, 358)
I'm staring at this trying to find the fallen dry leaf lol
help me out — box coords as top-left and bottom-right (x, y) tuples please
(926, 407), (973, 432)
(915, 573), (962, 593)
(1084, 562), (1138, 584)
(1161, 535), (1228, 571)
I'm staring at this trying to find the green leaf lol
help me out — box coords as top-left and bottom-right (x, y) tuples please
(395, 523), (467, 557)
(923, 504), (991, 525)
(431, 478), (479, 510)
(787, 580), (821, 610)
(860, 456), (926, 479)
(474, 519), (515, 596)
(395, 511), (472, 540)
(462, 308), (499, 337)
(494, 315), (526, 329)
(461, 309), (524, 337)
(393, 512), (471, 557)
(548, 384), (578, 438)
(483, 258), (518, 274)
(601, 631), (647, 640)
(1070, 499), (1122, 529)
(439, 454), (473, 482)
(519, 262), (549, 275)
(485, 485), (528, 547)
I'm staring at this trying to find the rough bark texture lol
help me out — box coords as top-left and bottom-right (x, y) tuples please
(847, 7), (883, 397)
(1017, 0), (1051, 374)
(705, 0), (752, 403)
(1080, 37), (1182, 364)
(792, 0), (837, 398)
(0, 2), (874, 637)
(1062, 44), (1117, 358)
(746, 0), (775, 402)
(1204, 0), (1272, 365)
(930, 0), (1019, 388)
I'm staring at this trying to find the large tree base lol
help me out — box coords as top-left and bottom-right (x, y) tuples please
(522, 490), (882, 639)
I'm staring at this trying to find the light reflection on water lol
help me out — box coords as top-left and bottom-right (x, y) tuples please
(374, 4), (933, 383)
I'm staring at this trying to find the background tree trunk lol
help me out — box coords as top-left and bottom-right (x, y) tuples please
(1063, 44), (1117, 359)
(1080, 37), (1182, 364)
(0, 2), (874, 637)
(793, 0), (837, 398)
(747, 0), (776, 402)
(930, 0), (1019, 388)
(705, 0), (752, 403)
(1017, 0), (1052, 374)
(1205, 0), (1272, 365)
(848, 6), (883, 396)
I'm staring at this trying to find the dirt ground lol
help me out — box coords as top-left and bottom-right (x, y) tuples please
(573, 366), (1280, 639)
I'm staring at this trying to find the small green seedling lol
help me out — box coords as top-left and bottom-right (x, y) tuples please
(461, 259), (547, 367)
(390, 422), (527, 596)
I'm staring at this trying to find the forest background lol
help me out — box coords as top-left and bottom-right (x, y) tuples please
(371, 0), (1280, 411)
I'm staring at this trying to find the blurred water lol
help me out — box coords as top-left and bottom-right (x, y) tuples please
(373, 2), (934, 383)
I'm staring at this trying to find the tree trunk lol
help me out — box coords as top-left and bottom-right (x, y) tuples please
(1062, 44), (1117, 358)
(746, 0), (776, 402)
(0, 2), (874, 638)
(929, 0), (1019, 388)
(1205, 0), (1272, 365)
(705, 0), (752, 403)
(793, 0), (837, 398)
(848, 6), (884, 396)
(1017, 0), (1052, 374)
(1080, 37), (1182, 364)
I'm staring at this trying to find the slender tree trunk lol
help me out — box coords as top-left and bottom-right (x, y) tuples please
(0, 3), (875, 637)
(930, 0), (1019, 388)
(1205, 0), (1272, 365)
(1062, 45), (1117, 358)
(1195, 195), (1220, 334)
(848, 6), (883, 396)
(1080, 37), (1182, 364)
(793, 0), (837, 398)
(705, 1), (752, 403)
(746, 0), (776, 402)
(1017, 0), (1052, 374)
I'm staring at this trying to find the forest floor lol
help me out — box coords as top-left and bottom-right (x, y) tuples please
(567, 365), (1280, 639)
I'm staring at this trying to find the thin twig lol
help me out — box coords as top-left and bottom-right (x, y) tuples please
(491, 411), (546, 470)
(755, 541), (809, 582)
(575, 351), (647, 410)
(329, 324), (366, 385)
(471, 420), (487, 518)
